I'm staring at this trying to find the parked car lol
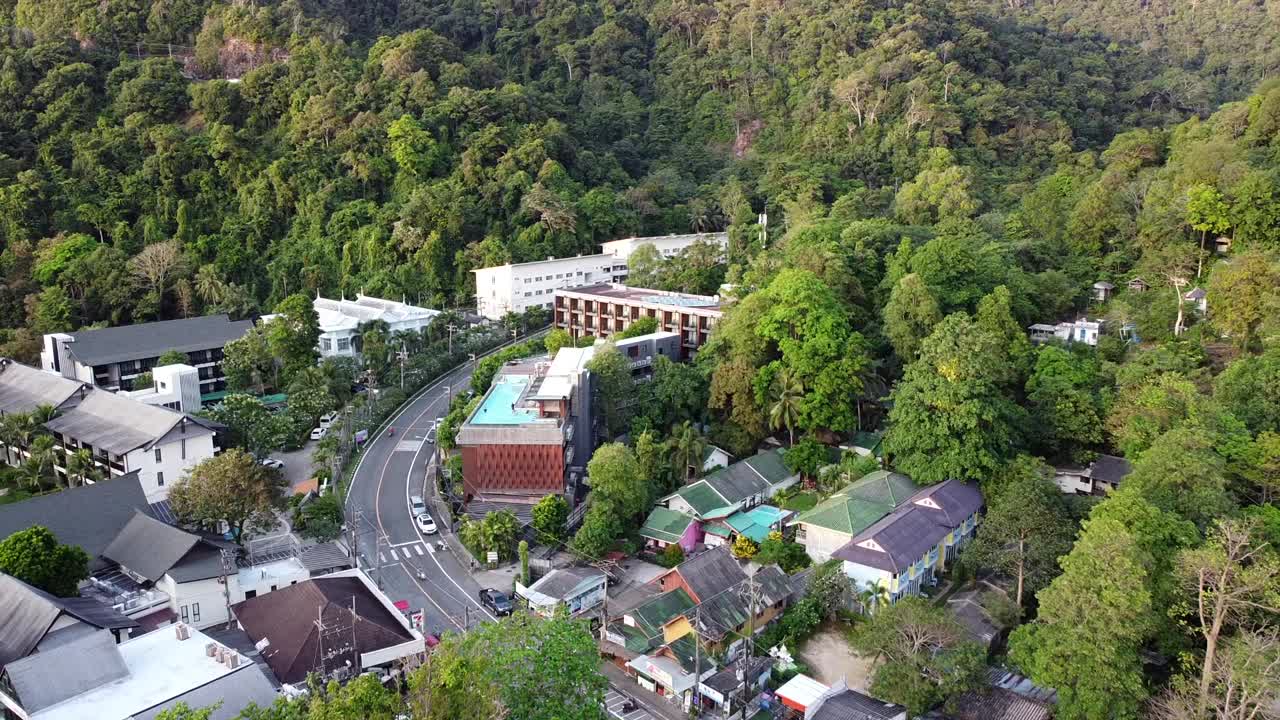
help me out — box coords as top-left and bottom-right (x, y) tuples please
(259, 458), (284, 470)
(416, 513), (437, 535)
(310, 427), (327, 441)
(410, 495), (427, 515)
(478, 588), (513, 616)
(319, 411), (338, 429)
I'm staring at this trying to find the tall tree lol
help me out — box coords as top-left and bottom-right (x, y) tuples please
(883, 273), (942, 361)
(169, 449), (288, 543)
(585, 342), (633, 437)
(1175, 518), (1280, 715)
(966, 458), (1076, 607)
(884, 313), (1025, 483)
(1206, 249), (1279, 351)
(767, 368), (802, 446)
(266, 293), (321, 385)
(0, 526), (90, 597)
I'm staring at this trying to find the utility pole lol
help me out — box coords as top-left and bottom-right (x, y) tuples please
(219, 548), (235, 629)
(397, 342), (408, 391)
(447, 323), (458, 355)
(692, 604), (701, 715)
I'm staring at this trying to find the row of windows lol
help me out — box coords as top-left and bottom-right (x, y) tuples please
(319, 337), (352, 351)
(180, 602), (200, 623)
(524, 270), (588, 284)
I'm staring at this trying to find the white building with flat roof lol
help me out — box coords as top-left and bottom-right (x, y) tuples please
(473, 254), (625, 320)
(0, 624), (277, 720)
(472, 233), (728, 321)
(297, 294), (440, 358)
(601, 231), (727, 269)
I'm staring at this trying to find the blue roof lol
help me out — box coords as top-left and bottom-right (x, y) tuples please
(724, 505), (791, 543)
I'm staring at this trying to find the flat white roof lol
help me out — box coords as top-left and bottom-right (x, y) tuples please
(312, 294), (440, 333)
(236, 555), (307, 588)
(473, 253), (615, 273)
(34, 626), (253, 720)
(776, 673), (830, 709)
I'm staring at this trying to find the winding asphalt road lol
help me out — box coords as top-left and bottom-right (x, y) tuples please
(343, 354), (500, 637)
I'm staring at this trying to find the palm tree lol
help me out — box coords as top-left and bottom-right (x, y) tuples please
(668, 421), (706, 484)
(65, 449), (102, 488)
(856, 580), (891, 616)
(0, 413), (27, 466)
(30, 404), (58, 425)
(769, 369), (803, 446)
(22, 435), (58, 489)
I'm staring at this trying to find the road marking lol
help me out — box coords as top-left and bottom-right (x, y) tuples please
(389, 540), (420, 548)
(426, 542), (436, 555)
(414, 544), (424, 556)
(394, 440), (421, 452)
(405, 411), (497, 622)
(379, 552), (387, 563)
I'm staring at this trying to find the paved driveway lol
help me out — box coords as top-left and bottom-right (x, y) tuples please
(269, 442), (318, 494)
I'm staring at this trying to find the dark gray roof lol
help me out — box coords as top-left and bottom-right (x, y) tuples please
(44, 391), (216, 456)
(1090, 454), (1132, 486)
(0, 360), (89, 414)
(298, 542), (353, 573)
(810, 686), (906, 720)
(672, 546), (747, 602)
(167, 542), (227, 583)
(4, 630), (128, 713)
(701, 449), (794, 508)
(943, 687), (1052, 720)
(947, 588), (1000, 647)
(833, 505), (947, 573)
(694, 565), (794, 641)
(102, 512), (201, 582)
(62, 314), (252, 366)
(132, 664), (278, 720)
(911, 480), (985, 526)
(0, 573), (137, 666)
(702, 656), (774, 695)
(527, 566), (606, 600)
(0, 471), (148, 572)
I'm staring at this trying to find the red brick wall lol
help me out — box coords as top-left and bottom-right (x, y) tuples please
(461, 443), (564, 499)
(655, 568), (700, 601)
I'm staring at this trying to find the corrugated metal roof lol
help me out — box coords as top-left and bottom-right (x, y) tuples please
(0, 574), (138, 666)
(45, 392), (214, 455)
(526, 567), (606, 600)
(639, 507), (695, 543)
(61, 314), (252, 366)
(131, 665), (278, 720)
(298, 543), (353, 573)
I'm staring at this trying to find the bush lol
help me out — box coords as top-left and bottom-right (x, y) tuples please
(731, 534), (758, 559)
(658, 543), (685, 568)
(754, 531), (812, 573)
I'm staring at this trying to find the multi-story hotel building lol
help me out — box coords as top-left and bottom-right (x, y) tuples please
(553, 284), (723, 359)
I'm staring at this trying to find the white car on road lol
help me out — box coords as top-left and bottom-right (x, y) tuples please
(416, 513), (438, 535)
(310, 426), (327, 441)
(259, 458), (284, 470)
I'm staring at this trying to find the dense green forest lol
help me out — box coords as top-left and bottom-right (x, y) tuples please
(2, 0), (1277, 359)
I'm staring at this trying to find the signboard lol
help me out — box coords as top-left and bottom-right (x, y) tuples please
(486, 551), (498, 564)
(410, 610), (424, 629)
(354, 429), (369, 444)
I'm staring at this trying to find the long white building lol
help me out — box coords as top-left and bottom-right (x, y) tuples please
(473, 232), (728, 320)
(303, 294), (440, 358)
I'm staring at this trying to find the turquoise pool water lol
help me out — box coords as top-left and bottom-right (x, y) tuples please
(470, 375), (540, 425)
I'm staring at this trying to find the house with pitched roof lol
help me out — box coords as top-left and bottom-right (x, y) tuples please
(833, 479), (983, 601)
(92, 512), (309, 629)
(0, 573), (138, 670)
(790, 470), (920, 562)
(515, 566), (607, 618)
(1053, 453), (1132, 496)
(641, 449), (798, 551)
(230, 570), (424, 684)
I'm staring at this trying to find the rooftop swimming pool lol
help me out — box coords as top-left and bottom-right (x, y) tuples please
(470, 375), (540, 425)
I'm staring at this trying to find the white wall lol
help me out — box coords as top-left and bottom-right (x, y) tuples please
(1053, 470), (1093, 495)
(841, 561), (891, 593)
(797, 524), (854, 564)
(475, 256), (620, 320)
(127, 433), (216, 503)
(160, 575), (231, 629)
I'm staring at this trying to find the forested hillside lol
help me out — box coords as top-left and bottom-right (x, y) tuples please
(0, 0), (1264, 359)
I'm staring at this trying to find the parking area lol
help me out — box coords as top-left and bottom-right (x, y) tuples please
(605, 688), (657, 720)
(268, 442), (318, 494)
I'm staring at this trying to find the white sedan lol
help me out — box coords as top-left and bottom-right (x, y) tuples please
(259, 458), (284, 470)
(416, 513), (438, 535)
(309, 427), (327, 441)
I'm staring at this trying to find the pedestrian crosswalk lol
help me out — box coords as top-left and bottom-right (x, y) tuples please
(378, 542), (431, 563)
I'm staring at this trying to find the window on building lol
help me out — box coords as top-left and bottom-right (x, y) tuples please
(556, 273), (563, 279)
(180, 439), (186, 460)
(191, 603), (200, 622)
(244, 590), (256, 600)
(180, 605), (189, 622)
(156, 472), (164, 486)
(155, 448), (162, 463)
(337, 337), (350, 351)
(524, 292), (532, 297)
(524, 278), (530, 284)
(320, 337), (332, 351)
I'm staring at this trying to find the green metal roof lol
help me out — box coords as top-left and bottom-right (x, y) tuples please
(676, 482), (731, 517)
(640, 507), (695, 544)
(703, 524), (732, 538)
(793, 470), (919, 535)
(631, 588), (695, 638)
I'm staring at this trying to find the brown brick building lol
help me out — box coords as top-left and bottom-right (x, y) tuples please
(553, 284), (723, 359)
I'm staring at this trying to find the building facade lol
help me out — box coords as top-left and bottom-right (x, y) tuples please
(310, 294), (440, 358)
(473, 254), (625, 320)
(41, 314), (252, 396)
(600, 232), (728, 276)
(553, 284), (723, 359)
